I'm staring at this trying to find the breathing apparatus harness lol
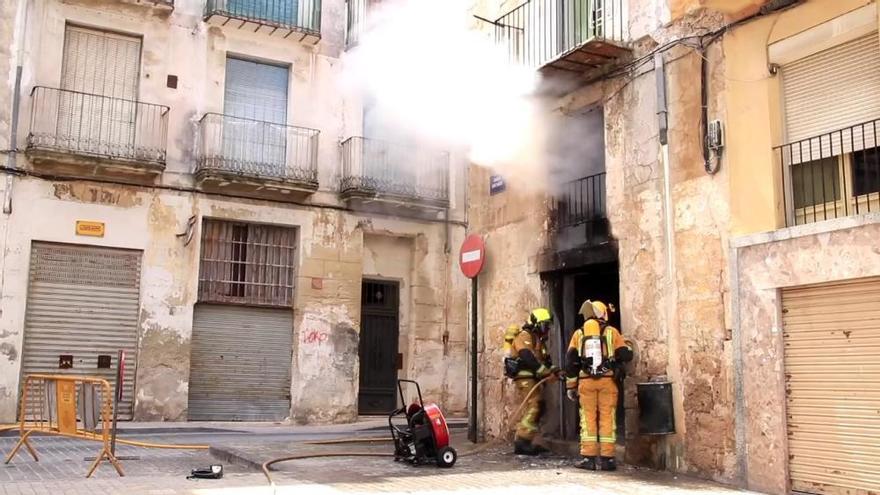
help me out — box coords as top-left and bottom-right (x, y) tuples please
(503, 312), (552, 379)
(577, 319), (626, 381)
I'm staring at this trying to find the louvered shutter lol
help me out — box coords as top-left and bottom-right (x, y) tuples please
(782, 277), (880, 494)
(222, 57), (289, 174)
(782, 32), (880, 144)
(59, 26), (141, 157)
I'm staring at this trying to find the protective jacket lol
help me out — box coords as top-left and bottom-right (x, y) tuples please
(512, 329), (554, 379)
(565, 319), (632, 386)
(564, 316), (633, 459)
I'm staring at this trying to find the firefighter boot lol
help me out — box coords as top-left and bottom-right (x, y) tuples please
(531, 442), (549, 455)
(514, 438), (539, 456)
(599, 456), (617, 471)
(575, 456), (597, 470)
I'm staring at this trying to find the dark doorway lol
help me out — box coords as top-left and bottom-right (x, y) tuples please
(358, 279), (400, 414)
(550, 262), (624, 444)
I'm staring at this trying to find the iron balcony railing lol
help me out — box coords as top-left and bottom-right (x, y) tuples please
(556, 172), (607, 228)
(205, 0), (321, 37)
(495, 0), (626, 69)
(27, 86), (169, 165)
(341, 137), (449, 205)
(197, 113), (319, 185)
(777, 119), (880, 226)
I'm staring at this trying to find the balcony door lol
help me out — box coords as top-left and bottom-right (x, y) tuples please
(58, 26), (141, 158)
(223, 57), (289, 177)
(362, 98), (417, 195)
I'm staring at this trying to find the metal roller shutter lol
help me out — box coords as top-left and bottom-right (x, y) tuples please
(21, 243), (142, 420)
(188, 304), (293, 421)
(782, 32), (880, 143)
(782, 277), (880, 495)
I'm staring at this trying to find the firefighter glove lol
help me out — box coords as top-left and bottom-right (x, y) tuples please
(615, 347), (634, 363)
(566, 389), (578, 402)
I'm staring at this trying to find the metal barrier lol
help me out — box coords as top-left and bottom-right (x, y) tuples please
(4, 374), (124, 478)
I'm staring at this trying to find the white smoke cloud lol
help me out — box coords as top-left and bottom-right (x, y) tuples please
(340, 0), (547, 188)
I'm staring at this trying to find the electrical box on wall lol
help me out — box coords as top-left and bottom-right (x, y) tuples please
(708, 120), (724, 150)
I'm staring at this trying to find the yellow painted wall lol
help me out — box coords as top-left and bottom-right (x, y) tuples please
(724, 0), (877, 235)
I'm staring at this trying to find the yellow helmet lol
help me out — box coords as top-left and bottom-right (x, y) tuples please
(578, 300), (595, 319)
(591, 301), (615, 321)
(529, 308), (552, 324)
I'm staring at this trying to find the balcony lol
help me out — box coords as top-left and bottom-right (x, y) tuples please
(119, 0), (174, 10)
(778, 119), (880, 226)
(494, 0), (629, 77)
(196, 113), (320, 201)
(205, 0), (321, 44)
(555, 172), (609, 246)
(26, 86), (168, 182)
(340, 137), (450, 212)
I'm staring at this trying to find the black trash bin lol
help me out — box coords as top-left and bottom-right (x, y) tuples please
(637, 382), (675, 435)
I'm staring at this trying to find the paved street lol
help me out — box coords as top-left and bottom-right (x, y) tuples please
(0, 423), (759, 495)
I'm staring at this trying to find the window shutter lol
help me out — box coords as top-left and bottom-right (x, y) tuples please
(782, 32), (880, 144)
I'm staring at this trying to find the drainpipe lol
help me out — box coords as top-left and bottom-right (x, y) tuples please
(4, 0), (29, 215)
(655, 51), (685, 470)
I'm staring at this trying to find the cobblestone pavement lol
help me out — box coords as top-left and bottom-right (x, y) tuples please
(0, 434), (758, 495)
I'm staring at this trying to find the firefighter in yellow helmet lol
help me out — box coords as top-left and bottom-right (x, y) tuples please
(508, 308), (560, 455)
(564, 300), (633, 471)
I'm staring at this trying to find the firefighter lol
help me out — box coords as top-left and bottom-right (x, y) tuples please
(565, 300), (633, 471)
(510, 308), (560, 455)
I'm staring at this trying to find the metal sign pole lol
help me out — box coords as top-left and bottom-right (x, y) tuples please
(468, 276), (478, 443)
(110, 349), (123, 456)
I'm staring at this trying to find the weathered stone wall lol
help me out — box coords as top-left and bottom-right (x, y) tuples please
(469, 163), (551, 439)
(733, 215), (880, 495)
(469, 0), (738, 483)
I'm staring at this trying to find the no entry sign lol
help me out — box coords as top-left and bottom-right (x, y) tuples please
(459, 234), (485, 279)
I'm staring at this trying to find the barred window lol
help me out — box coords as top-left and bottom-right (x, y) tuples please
(198, 219), (297, 307)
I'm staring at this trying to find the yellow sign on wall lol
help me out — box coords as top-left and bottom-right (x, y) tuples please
(76, 221), (105, 237)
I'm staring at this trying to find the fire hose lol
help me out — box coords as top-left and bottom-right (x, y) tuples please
(3, 375), (554, 491)
(261, 375), (555, 489)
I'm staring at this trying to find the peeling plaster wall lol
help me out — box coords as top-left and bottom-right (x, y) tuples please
(0, 0), (468, 424)
(0, 176), (467, 424)
(733, 216), (880, 495)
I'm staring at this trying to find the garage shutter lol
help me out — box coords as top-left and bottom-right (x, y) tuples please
(21, 243), (142, 420)
(782, 32), (880, 143)
(188, 304), (293, 421)
(782, 277), (880, 494)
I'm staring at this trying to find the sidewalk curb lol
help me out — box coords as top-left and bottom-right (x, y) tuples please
(209, 445), (265, 472)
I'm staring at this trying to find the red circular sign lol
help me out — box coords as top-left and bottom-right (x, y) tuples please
(459, 234), (485, 279)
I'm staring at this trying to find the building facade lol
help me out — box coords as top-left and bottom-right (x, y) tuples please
(0, 0), (469, 424)
(469, 1), (880, 495)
